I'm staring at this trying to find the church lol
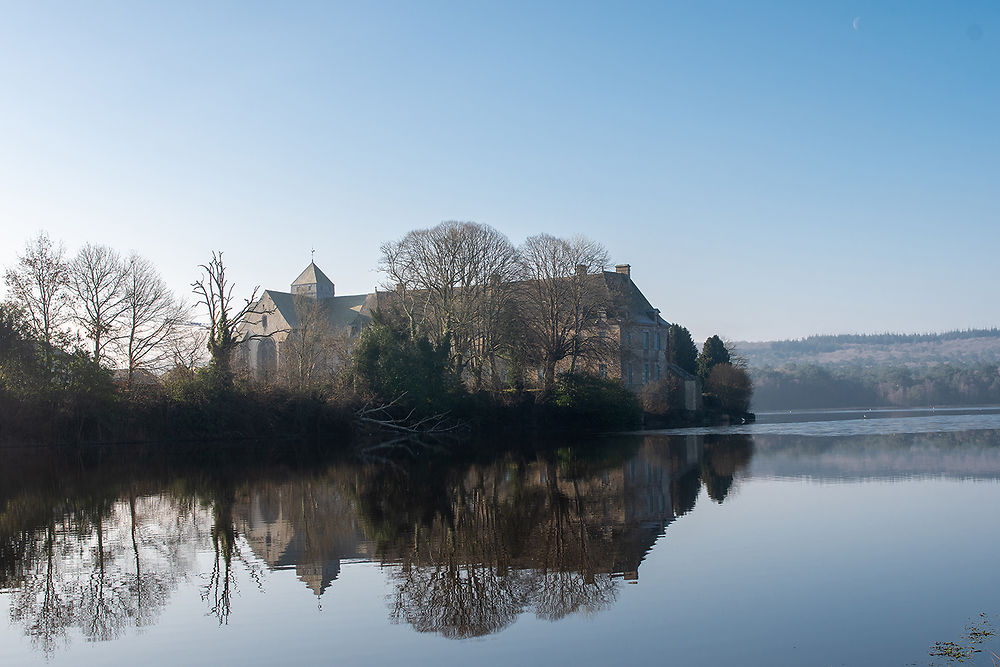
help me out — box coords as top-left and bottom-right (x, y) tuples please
(236, 261), (698, 409)
(235, 262), (377, 381)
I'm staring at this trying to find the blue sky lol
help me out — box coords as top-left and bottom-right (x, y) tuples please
(1, 1), (996, 342)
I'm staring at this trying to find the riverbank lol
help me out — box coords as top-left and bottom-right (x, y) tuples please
(0, 382), (751, 450)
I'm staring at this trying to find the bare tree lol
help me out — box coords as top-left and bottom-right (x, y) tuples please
(459, 225), (522, 389)
(518, 234), (613, 394)
(279, 295), (348, 392)
(116, 254), (185, 388)
(68, 244), (129, 366)
(379, 221), (521, 389)
(191, 251), (269, 384)
(3, 231), (70, 372)
(168, 323), (208, 372)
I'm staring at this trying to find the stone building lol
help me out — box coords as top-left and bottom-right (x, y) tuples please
(236, 262), (377, 382)
(237, 260), (699, 409)
(578, 263), (699, 410)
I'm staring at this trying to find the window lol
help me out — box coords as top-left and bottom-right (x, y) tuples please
(626, 331), (632, 346)
(643, 364), (649, 383)
(261, 315), (268, 331)
(627, 363), (633, 385)
(643, 331), (650, 349)
(655, 364), (660, 380)
(598, 364), (607, 378)
(655, 332), (661, 350)
(537, 367), (544, 382)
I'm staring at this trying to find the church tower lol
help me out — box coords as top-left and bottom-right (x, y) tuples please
(291, 262), (335, 299)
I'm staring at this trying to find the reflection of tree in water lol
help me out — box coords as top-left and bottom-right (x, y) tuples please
(383, 435), (755, 639)
(392, 562), (531, 639)
(4, 492), (206, 655)
(383, 453), (639, 638)
(1, 434), (759, 649)
(8, 518), (72, 654)
(532, 570), (616, 621)
(386, 463), (533, 638)
(202, 486), (264, 625)
(701, 435), (754, 504)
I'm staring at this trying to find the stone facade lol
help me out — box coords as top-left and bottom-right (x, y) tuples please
(238, 261), (699, 409)
(237, 262), (376, 382)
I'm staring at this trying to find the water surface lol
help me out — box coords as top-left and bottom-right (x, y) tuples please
(2, 412), (999, 666)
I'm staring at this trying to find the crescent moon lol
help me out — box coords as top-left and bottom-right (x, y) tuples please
(852, 16), (861, 31)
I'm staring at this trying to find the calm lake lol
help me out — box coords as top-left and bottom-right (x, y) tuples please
(3, 410), (1000, 666)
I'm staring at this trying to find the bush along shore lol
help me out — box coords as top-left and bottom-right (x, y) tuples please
(1, 310), (751, 449)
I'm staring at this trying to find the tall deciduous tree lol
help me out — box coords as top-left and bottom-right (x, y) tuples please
(379, 221), (520, 389)
(3, 232), (70, 372)
(117, 254), (185, 388)
(279, 296), (347, 392)
(705, 363), (753, 415)
(69, 244), (129, 366)
(518, 234), (612, 394)
(191, 252), (268, 385)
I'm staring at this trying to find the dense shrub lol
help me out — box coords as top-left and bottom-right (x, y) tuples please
(350, 315), (466, 415)
(552, 373), (642, 431)
(705, 363), (753, 416)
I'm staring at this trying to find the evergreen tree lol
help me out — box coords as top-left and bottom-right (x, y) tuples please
(697, 335), (730, 382)
(667, 324), (698, 375)
(350, 312), (464, 414)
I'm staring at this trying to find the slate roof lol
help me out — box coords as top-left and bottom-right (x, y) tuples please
(372, 270), (669, 329)
(263, 264), (666, 340)
(263, 290), (372, 331)
(598, 271), (670, 327)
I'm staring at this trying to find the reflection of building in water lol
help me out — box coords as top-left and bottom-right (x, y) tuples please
(537, 433), (705, 580)
(234, 482), (372, 597)
(374, 434), (744, 639)
(0, 435), (753, 647)
(228, 433), (750, 626)
(378, 434), (708, 583)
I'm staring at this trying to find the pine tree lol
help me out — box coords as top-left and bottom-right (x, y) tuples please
(697, 335), (730, 382)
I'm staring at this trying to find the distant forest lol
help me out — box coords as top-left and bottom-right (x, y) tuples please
(740, 329), (1000, 410)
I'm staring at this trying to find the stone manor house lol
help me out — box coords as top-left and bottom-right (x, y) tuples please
(237, 261), (699, 409)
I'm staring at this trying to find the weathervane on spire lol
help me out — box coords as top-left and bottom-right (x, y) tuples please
(311, 247), (316, 263)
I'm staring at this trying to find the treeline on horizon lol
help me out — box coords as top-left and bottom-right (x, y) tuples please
(742, 328), (1000, 364)
(1, 224), (751, 446)
(751, 362), (1000, 410)
(739, 328), (1000, 410)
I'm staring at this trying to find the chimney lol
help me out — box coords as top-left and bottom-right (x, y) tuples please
(615, 264), (631, 278)
(575, 264), (587, 277)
